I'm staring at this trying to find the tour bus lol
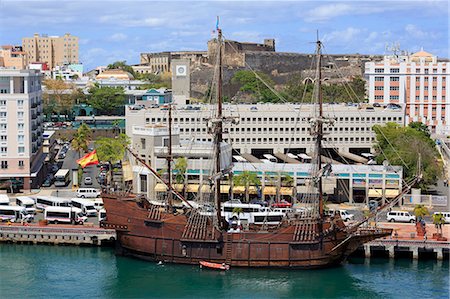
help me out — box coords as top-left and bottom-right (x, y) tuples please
(44, 206), (87, 225)
(54, 169), (71, 187)
(16, 196), (36, 215)
(297, 153), (312, 163)
(76, 188), (101, 198)
(35, 196), (71, 210)
(98, 208), (107, 223)
(0, 206), (33, 223)
(0, 194), (10, 205)
(252, 210), (285, 225)
(70, 198), (98, 217)
(221, 200), (263, 223)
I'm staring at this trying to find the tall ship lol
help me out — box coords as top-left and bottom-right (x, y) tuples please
(102, 26), (420, 268)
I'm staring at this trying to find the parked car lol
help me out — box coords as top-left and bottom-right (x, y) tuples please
(112, 162), (122, 169)
(84, 177), (93, 185)
(42, 177), (54, 187)
(271, 201), (292, 208)
(49, 164), (59, 173)
(249, 199), (269, 207)
(387, 211), (415, 223)
(328, 210), (355, 221)
(58, 152), (66, 159)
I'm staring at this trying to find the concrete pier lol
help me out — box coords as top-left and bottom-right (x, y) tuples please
(359, 239), (449, 261)
(0, 225), (116, 246)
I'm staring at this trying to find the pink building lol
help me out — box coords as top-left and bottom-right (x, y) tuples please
(366, 50), (450, 134)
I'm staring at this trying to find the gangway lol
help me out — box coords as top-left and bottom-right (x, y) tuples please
(240, 153), (262, 163)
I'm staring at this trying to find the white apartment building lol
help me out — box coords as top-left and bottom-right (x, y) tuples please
(125, 103), (404, 156)
(0, 69), (45, 190)
(366, 50), (450, 135)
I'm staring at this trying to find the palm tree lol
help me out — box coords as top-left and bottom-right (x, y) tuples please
(232, 207), (243, 219)
(174, 157), (188, 197)
(71, 123), (92, 158)
(413, 204), (429, 222)
(432, 213), (445, 235)
(233, 171), (261, 202)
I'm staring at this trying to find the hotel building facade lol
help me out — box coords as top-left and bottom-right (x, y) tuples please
(366, 50), (450, 135)
(0, 69), (45, 190)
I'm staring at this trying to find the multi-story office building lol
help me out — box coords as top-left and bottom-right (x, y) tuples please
(127, 124), (402, 205)
(0, 69), (45, 190)
(366, 50), (450, 134)
(22, 33), (79, 70)
(126, 103), (404, 156)
(0, 45), (28, 69)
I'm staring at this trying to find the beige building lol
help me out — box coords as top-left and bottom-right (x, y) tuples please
(0, 69), (45, 190)
(22, 33), (79, 69)
(0, 46), (28, 69)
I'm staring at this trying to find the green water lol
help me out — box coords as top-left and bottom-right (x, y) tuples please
(0, 244), (448, 298)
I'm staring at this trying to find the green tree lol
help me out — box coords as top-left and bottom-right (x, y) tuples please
(43, 78), (77, 118)
(88, 85), (126, 115)
(231, 70), (277, 102)
(233, 171), (261, 202)
(413, 204), (429, 222)
(107, 61), (135, 77)
(71, 123), (92, 157)
(432, 212), (445, 234)
(373, 122), (442, 188)
(95, 134), (130, 185)
(409, 121), (431, 138)
(173, 157), (188, 196)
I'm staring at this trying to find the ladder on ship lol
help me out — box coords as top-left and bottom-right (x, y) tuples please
(182, 212), (213, 240)
(293, 219), (319, 242)
(225, 233), (232, 264)
(147, 204), (161, 221)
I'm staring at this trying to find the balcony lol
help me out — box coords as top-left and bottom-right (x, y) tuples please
(32, 113), (37, 120)
(31, 102), (38, 109)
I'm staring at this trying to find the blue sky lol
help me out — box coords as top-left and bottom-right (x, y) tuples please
(0, 0), (448, 71)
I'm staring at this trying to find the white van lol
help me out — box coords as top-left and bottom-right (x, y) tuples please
(0, 206), (33, 223)
(71, 198), (98, 216)
(0, 194), (10, 205)
(387, 211), (415, 223)
(44, 206), (87, 224)
(35, 196), (71, 210)
(98, 208), (107, 223)
(93, 199), (104, 211)
(433, 212), (450, 224)
(76, 188), (101, 198)
(16, 196), (36, 215)
(327, 210), (355, 221)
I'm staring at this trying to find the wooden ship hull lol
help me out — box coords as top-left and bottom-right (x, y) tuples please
(103, 193), (391, 269)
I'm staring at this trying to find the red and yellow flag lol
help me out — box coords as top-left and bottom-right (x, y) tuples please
(76, 150), (99, 168)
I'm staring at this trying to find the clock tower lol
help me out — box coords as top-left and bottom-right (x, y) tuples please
(171, 59), (190, 106)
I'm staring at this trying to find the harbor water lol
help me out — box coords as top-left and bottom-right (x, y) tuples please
(0, 244), (448, 298)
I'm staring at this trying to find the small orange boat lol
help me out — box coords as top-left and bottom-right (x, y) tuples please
(199, 261), (230, 270)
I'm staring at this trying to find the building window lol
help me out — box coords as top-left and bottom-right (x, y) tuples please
(18, 160), (24, 167)
(390, 95), (399, 100)
(0, 100), (5, 106)
(433, 77), (437, 82)
(375, 77), (384, 82)
(424, 77), (429, 82)
(0, 112), (6, 117)
(140, 138), (146, 150)
(375, 68), (384, 73)
(391, 68), (400, 73)
(416, 77), (420, 82)
(375, 95), (383, 100)
(375, 86), (384, 90)
(18, 135), (24, 142)
(425, 69), (429, 74)
(139, 174), (147, 192)
(0, 147), (6, 154)
(18, 100), (23, 106)
(0, 124), (6, 130)
(390, 86), (399, 91)
(424, 86), (428, 91)
(1, 161), (7, 169)
(18, 146), (25, 153)
(17, 111), (24, 118)
(18, 123), (24, 130)
(0, 136), (6, 141)
(390, 77), (400, 82)
(415, 96), (420, 101)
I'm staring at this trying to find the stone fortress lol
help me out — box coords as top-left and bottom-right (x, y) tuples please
(136, 37), (385, 99)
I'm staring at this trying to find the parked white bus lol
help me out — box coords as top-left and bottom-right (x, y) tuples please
(0, 194), (10, 205)
(35, 196), (71, 210)
(70, 198), (98, 216)
(263, 154), (278, 163)
(0, 206), (33, 223)
(221, 201), (262, 223)
(54, 169), (71, 187)
(16, 196), (36, 215)
(44, 206), (87, 224)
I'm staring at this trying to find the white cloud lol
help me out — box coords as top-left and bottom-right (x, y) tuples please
(107, 33), (127, 42)
(323, 27), (363, 44)
(405, 24), (438, 39)
(304, 3), (353, 22)
(229, 31), (262, 42)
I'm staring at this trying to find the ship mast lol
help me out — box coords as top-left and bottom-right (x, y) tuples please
(214, 26), (224, 229)
(166, 103), (173, 209)
(315, 39), (324, 227)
